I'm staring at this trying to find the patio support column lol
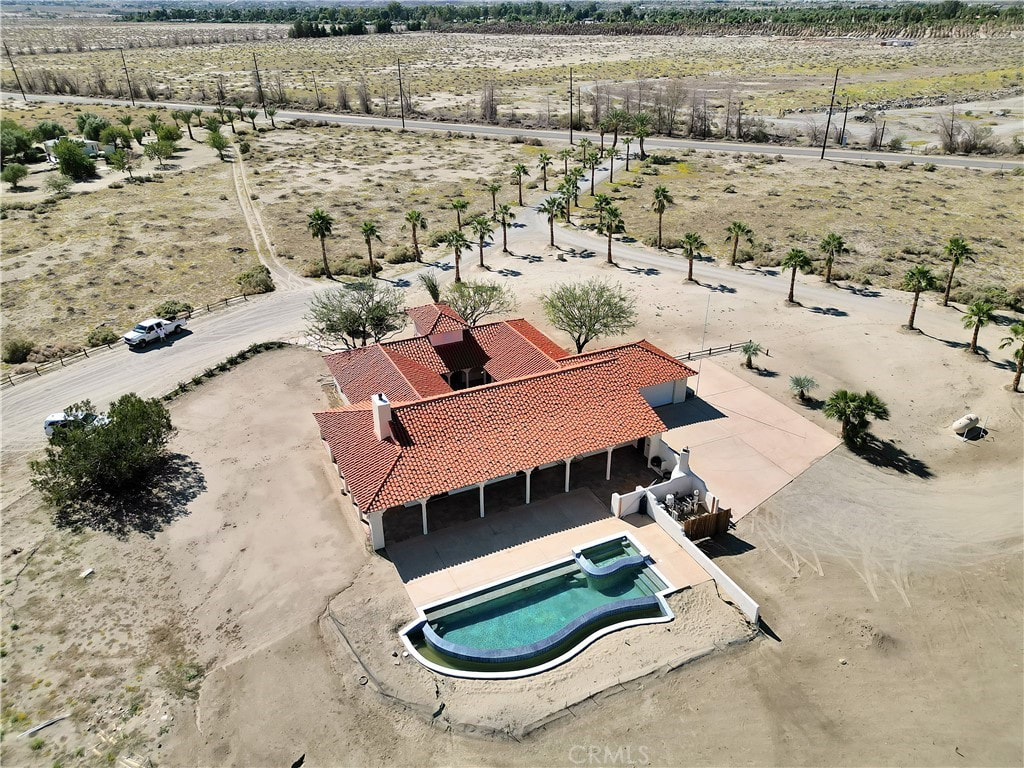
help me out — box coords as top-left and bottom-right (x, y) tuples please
(478, 482), (486, 517)
(368, 510), (385, 551)
(524, 468), (533, 505)
(564, 457), (572, 493)
(420, 498), (428, 536)
(606, 446), (613, 480)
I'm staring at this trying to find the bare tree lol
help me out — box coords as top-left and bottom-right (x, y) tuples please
(480, 82), (498, 124)
(357, 77), (372, 114)
(935, 112), (961, 153)
(337, 82), (351, 111)
(804, 118), (825, 146)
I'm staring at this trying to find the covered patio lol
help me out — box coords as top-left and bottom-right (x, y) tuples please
(382, 443), (660, 545)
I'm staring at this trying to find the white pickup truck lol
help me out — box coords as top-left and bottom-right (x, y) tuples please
(122, 317), (187, 348)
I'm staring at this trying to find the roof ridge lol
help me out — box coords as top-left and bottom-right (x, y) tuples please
(502, 318), (560, 362)
(380, 345), (441, 397)
(392, 356), (617, 411)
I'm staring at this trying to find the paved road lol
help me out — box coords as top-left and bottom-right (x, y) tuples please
(4, 91), (1022, 171)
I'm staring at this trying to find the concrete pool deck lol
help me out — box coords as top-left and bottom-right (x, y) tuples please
(387, 489), (714, 607)
(659, 361), (841, 520)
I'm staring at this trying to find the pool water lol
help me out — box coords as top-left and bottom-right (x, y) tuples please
(433, 568), (662, 651)
(403, 535), (673, 676)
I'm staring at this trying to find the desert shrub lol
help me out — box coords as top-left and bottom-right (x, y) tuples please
(888, 136), (906, 151)
(155, 124), (181, 143)
(86, 326), (120, 347)
(386, 245), (416, 264)
(733, 248), (755, 265)
(427, 230), (448, 248)
(2, 163), (29, 189)
(52, 139), (96, 180)
(45, 174), (74, 194)
(2, 337), (34, 364)
(29, 394), (174, 519)
(1, 119), (34, 163)
(950, 283), (1024, 312)
(753, 252), (783, 268)
(874, 161), (886, 169)
(237, 140), (251, 155)
(28, 342), (83, 363)
(236, 264), (274, 294)
(76, 112), (111, 141)
(923, 162), (937, 172)
(862, 259), (892, 277)
(33, 120), (67, 141)
(154, 299), (193, 318)
(898, 160), (914, 170)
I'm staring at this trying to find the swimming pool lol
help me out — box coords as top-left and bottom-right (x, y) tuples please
(399, 534), (675, 678)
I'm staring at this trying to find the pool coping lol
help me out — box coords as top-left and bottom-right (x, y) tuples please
(398, 532), (677, 680)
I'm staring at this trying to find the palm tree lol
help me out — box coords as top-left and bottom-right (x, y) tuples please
(443, 229), (470, 283)
(585, 149), (600, 196)
(174, 110), (195, 141)
(558, 147), (573, 176)
(485, 181), (501, 216)
(451, 198), (469, 229)
(266, 106), (277, 128)
(725, 221), (754, 266)
(118, 115), (133, 128)
(819, 233), (846, 284)
(537, 152), (553, 191)
(741, 341), (762, 369)
(622, 137), (634, 171)
(651, 185), (674, 249)
(404, 209), (427, 261)
(942, 237), (975, 306)
(962, 300), (995, 354)
(307, 208), (334, 280)
(607, 148), (620, 183)
(632, 112), (652, 159)
(497, 204), (515, 253)
(469, 215), (494, 268)
(245, 109), (259, 129)
(216, 106), (234, 133)
(593, 193), (613, 212)
(538, 197), (560, 249)
(512, 163), (528, 206)
(781, 248), (813, 304)
(823, 390), (889, 445)
(999, 322), (1024, 392)
(190, 108), (203, 130)
(681, 232), (706, 282)
(146, 112), (161, 134)
(360, 220), (382, 278)
(901, 264), (938, 330)
(558, 180), (576, 224)
(597, 204), (625, 264)
(789, 375), (818, 401)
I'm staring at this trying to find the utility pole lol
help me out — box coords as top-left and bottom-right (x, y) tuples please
(396, 58), (406, 129)
(568, 67), (573, 145)
(820, 67), (839, 160)
(311, 72), (322, 109)
(878, 119), (887, 149)
(839, 96), (850, 147)
(4, 43), (28, 101)
(252, 52), (267, 118)
(120, 48), (135, 107)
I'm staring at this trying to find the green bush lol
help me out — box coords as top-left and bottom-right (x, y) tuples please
(386, 245), (417, 264)
(153, 299), (193, 318)
(29, 394), (174, 519)
(76, 112), (111, 142)
(155, 124), (181, 143)
(86, 326), (120, 347)
(237, 140), (251, 155)
(236, 264), (274, 294)
(52, 139), (96, 181)
(33, 120), (67, 141)
(2, 337), (34, 364)
(1, 163), (28, 189)
(45, 175), (74, 195)
(0, 119), (33, 163)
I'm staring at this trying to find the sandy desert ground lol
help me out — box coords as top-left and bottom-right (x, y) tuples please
(3, 29), (1021, 131)
(1, 206), (1021, 765)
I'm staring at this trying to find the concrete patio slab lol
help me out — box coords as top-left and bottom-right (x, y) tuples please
(387, 488), (714, 607)
(659, 360), (840, 520)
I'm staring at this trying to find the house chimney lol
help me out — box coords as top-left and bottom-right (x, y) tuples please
(371, 393), (392, 440)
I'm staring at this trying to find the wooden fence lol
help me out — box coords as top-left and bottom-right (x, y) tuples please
(682, 508), (732, 541)
(676, 340), (751, 362)
(1, 293), (254, 389)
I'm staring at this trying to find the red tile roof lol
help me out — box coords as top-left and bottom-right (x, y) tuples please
(558, 341), (698, 387)
(315, 358), (668, 512)
(406, 303), (470, 336)
(324, 314), (565, 403)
